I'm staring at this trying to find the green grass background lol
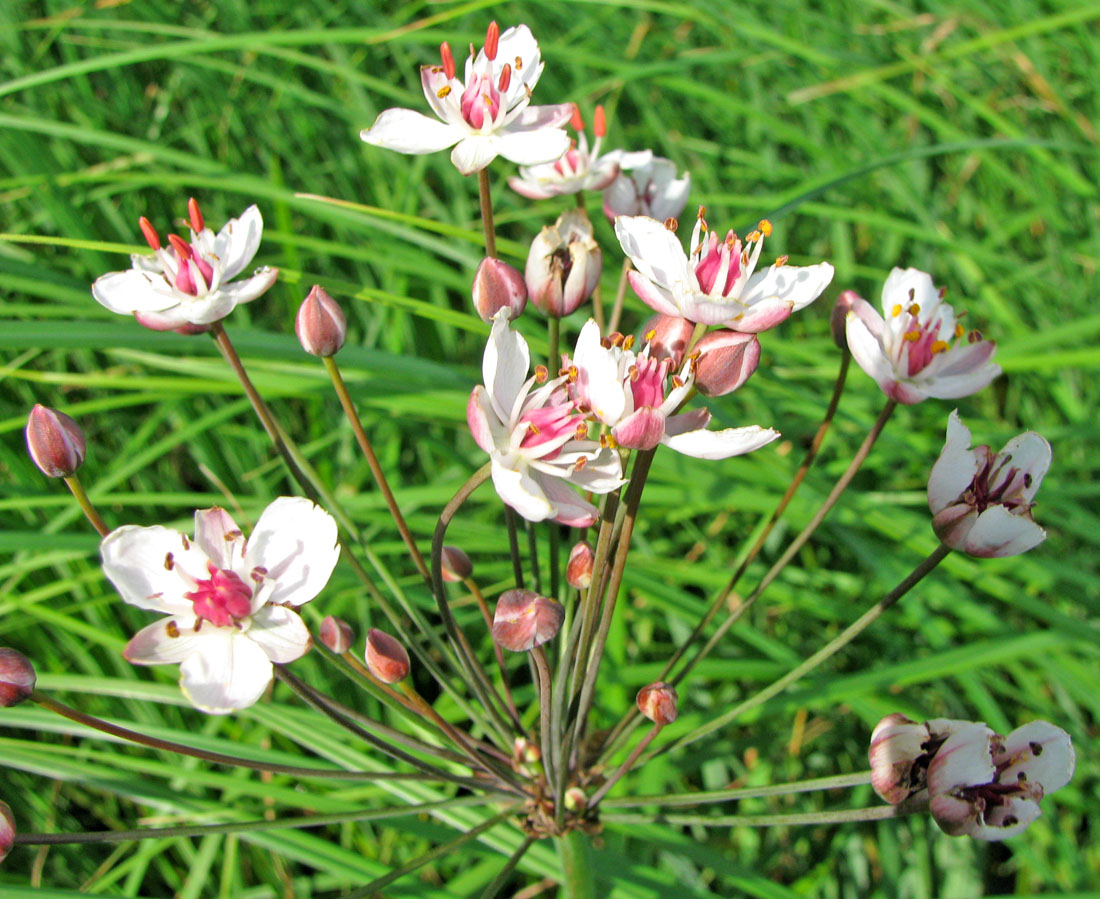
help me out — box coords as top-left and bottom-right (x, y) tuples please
(1, 0), (1098, 895)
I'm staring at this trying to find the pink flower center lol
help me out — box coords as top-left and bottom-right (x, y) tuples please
(167, 234), (215, 296)
(629, 356), (669, 409)
(460, 73), (501, 130)
(693, 230), (742, 296)
(185, 562), (253, 627)
(966, 449), (1032, 514)
(554, 148), (582, 176)
(519, 402), (580, 458)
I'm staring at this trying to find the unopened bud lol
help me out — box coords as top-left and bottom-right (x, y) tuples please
(0, 648), (36, 707)
(0, 800), (13, 864)
(26, 405), (85, 478)
(692, 330), (760, 397)
(566, 541), (594, 589)
(869, 713), (930, 805)
(514, 736), (541, 764)
(319, 616), (355, 654)
(564, 787), (588, 811)
(492, 589), (564, 652)
(365, 628), (410, 684)
(440, 545), (473, 582)
(472, 258), (527, 323)
(642, 314), (695, 369)
(637, 681), (678, 726)
(296, 285), (347, 357)
(831, 290), (862, 350)
(526, 209), (602, 318)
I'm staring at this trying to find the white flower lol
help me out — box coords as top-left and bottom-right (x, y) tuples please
(568, 319), (779, 457)
(601, 150), (690, 222)
(360, 23), (574, 176)
(466, 314), (624, 525)
(844, 268), (1001, 404)
(101, 498), (340, 714)
(92, 200), (277, 329)
(508, 105), (619, 199)
(615, 211), (833, 333)
(927, 411), (1050, 557)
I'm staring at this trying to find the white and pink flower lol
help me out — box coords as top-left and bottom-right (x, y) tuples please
(92, 200), (277, 330)
(360, 23), (574, 176)
(844, 268), (1000, 404)
(567, 319), (778, 457)
(467, 314), (624, 526)
(101, 498), (340, 714)
(614, 211), (833, 333)
(928, 411), (1050, 558)
(509, 105), (620, 199)
(602, 150), (690, 222)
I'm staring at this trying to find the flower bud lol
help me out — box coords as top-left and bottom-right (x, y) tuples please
(564, 787), (588, 811)
(26, 405), (85, 478)
(491, 589), (564, 652)
(830, 290), (862, 350)
(566, 541), (594, 589)
(692, 330), (760, 397)
(0, 648), (36, 707)
(514, 736), (541, 764)
(319, 615), (355, 654)
(869, 713), (930, 804)
(440, 545), (473, 583)
(526, 209), (602, 318)
(637, 681), (678, 726)
(295, 285), (347, 357)
(472, 258), (528, 323)
(0, 800), (13, 864)
(641, 314), (695, 369)
(365, 628), (410, 684)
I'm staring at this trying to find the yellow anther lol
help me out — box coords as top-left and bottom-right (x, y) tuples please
(758, 219), (773, 237)
(909, 303), (920, 316)
(664, 217), (679, 232)
(437, 85), (452, 98)
(599, 434), (617, 450)
(164, 552), (174, 571)
(671, 375), (685, 389)
(931, 340), (949, 354)
(527, 422), (541, 436)
(483, 95), (493, 106)
(566, 364), (578, 381)
(623, 334), (635, 350)
(904, 330), (921, 342)
(644, 328), (657, 341)
(775, 255), (788, 267)
(891, 303), (903, 318)
(575, 422), (589, 438)
(166, 621), (180, 638)
(726, 234), (738, 249)
(697, 205), (706, 219)
(574, 455), (589, 470)
(740, 250), (750, 266)
(534, 364), (548, 382)
(628, 365), (640, 381)
(515, 55), (523, 70)
(746, 230), (761, 242)
(954, 323), (965, 338)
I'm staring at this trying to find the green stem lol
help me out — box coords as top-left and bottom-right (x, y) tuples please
(62, 474), (109, 536)
(606, 257), (632, 335)
(531, 645), (558, 795)
(603, 801), (922, 829)
(556, 830), (597, 899)
(587, 723), (661, 808)
(600, 770), (873, 808)
(478, 168), (497, 259)
(480, 836), (537, 899)
(505, 506), (525, 588)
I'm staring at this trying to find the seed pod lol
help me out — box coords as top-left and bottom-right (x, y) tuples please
(637, 681), (678, 726)
(0, 648), (35, 707)
(365, 628), (410, 684)
(319, 616), (355, 654)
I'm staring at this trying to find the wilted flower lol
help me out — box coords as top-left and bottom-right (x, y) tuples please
(844, 268), (1000, 404)
(568, 320), (779, 456)
(928, 411), (1050, 557)
(101, 498), (339, 714)
(509, 105), (619, 199)
(526, 208), (602, 317)
(602, 150), (690, 222)
(360, 23), (573, 176)
(0, 648), (36, 707)
(319, 615), (355, 654)
(25, 404), (85, 478)
(637, 682), (678, 726)
(615, 210), (833, 333)
(365, 628), (410, 684)
(295, 285), (347, 357)
(492, 589), (564, 651)
(92, 199), (277, 329)
(691, 329), (761, 397)
(869, 713), (938, 805)
(566, 540), (594, 589)
(928, 720), (1074, 840)
(467, 314), (624, 526)
(472, 257), (528, 323)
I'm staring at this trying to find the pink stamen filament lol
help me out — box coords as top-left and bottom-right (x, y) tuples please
(694, 230), (742, 296)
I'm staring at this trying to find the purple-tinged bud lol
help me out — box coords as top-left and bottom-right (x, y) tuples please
(319, 615), (355, 654)
(472, 258), (527, 323)
(869, 713), (931, 804)
(692, 330), (760, 397)
(440, 545), (473, 583)
(0, 800), (13, 864)
(641, 314), (694, 369)
(637, 681), (678, 726)
(296, 285), (347, 357)
(365, 628), (410, 684)
(831, 290), (862, 350)
(0, 648), (36, 707)
(526, 209), (602, 318)
(514, 736), (541, 765)
(492, 589), (564, 652)
(26, 405), (85, 479)
(566, 541), (594, 589)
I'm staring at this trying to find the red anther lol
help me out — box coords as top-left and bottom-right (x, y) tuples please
(484, 21), (500, 60)
(570, 103), (584, 132)
(594, 105), (606, 137)
(167, 233), (193, 259)
(187, 197), (204, 233)
(498, 63), (511, 93)
(138, 216), (161, 250)
(440, 41), (456, 80)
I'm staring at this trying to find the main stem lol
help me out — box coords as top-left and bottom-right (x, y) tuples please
(478, 168), (497, 259)
(63, 474), (109, 536)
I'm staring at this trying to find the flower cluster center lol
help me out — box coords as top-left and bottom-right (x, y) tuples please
(185, 562), (253, 627)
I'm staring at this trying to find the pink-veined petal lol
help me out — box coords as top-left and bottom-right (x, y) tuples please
(721, 296), (793, 333)
(193, 507), (243, 570)
(627, 270), (682, 317)
(927, 723), (996, 797)
(881, 267), (941, 319)
(504, 103), (574, 133)
(971, 797), (1041, 841)
(573, 320), (627, 425)
(963, 505), (1047, 557)
(491, 461), (554, 522)
(214, 205), (264, 280)
(612, 408), (666, 450)
(123, 617), (209, 665)
(928, 410), (981, 513)
(997, 431), (1052, 502)
(244, 497), (340, 607)
(615, 215), (692, 295)
(484, 314), (530, 424)
(247, 605), (312, 664)
(538, 474), (599, 527)
(995, 720), (1075, 794)
(741, 262), (834, 314)
(846, 309), (898, 394)
(361, 107), (463, 155)
(420, 66), (463, 126)
(467, 386), (497, 452)
(101, 525), (210, 616)
(216, 267), (279, 309)
(179, 631), (273, 714)
(662, 424), (780, 460)
(92, 269), (178, 315)
(133, 307), (194, 331)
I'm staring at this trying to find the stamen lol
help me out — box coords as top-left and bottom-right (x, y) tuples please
(527, 422), (541, 437)
(758, 219), (773, 237)
(187, 197), (204, 233)
(954, 323), (966, 338)
(164, 552), (174, 571)
(671, 375), (684, 389)
(908, 288), (916, 301)
(138, 216), (161, 250)
(440, 41), (456, 80)
(484, 21), (500, 60)
(775, 255), (788, 266)
(166, 621), (180, 638)
(968, 329), (983, 343)
(1029, 741), (1043, 756)
(515, 55), (523, 70)
(664, 217), (678, 232)
(437, 85), (452, 98)
(931, 340), (949, 353)
(534, 364), (548, 383)
(574, 455), (589, 470)
(622, 334), (635, 350)
(904, 330), (921, 342)
(594, 105), (606, 137)
(746, 230), (761, 242)
(575, 422), (588, 439)
(570, 103), (584, 132)
(498, 64), (511, 92)
(181, 534), (190, 550)
(628, 364), (640, 382)
(697, 205), (706, 220)
(565, 365), (578, 381)
(891, 304), (903, 317)
(939, 286), (947, 299)
(168, 233), (193, 260)
(909, 303), (920, 315)
(644, 328), (657, 341)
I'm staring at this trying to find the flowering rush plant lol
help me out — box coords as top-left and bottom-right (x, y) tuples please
(3, 14), (1086, 898)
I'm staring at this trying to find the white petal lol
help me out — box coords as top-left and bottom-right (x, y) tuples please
(217, 267), (279, 309)
(420, 66), (463, 126)
(450, 135), (501, 175)
(573, 320), (628, 425)
(92, 269), (178, 315)
(495, 127), (572, 166)
(995, 721), (1075, 794)
(662, 424), (780, 460)
(563, 448), (625, 493)
(998, 431), (1052, 502)
(361, 107), (463, 155)
(918, 366), (1001, 400)
(615, 216), (692, 294)
(123, 617), (209, 665)
(927, 723), (997, 796)
(247, 605), (312, 664)
(193, 507), (244, 570)
(491, 461), (554, 522)
(845, 309), (897, 394)
(964, 505), (1047, 557)
(927, 410), (981, 513)
(972, 796), (1041, 841)
(179, 631), (273, 714)
(484, 315), (530, 424)
(881, 268), (940, 319)
(741, 262), (834, 313)
(537, 475), (599, 527)
(505, 103), (575, 133)
(101, 525), (210, 616)
(244, 497), (340, 607)
(215, 205), (264, 280)
(467, 386), (498, 453)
